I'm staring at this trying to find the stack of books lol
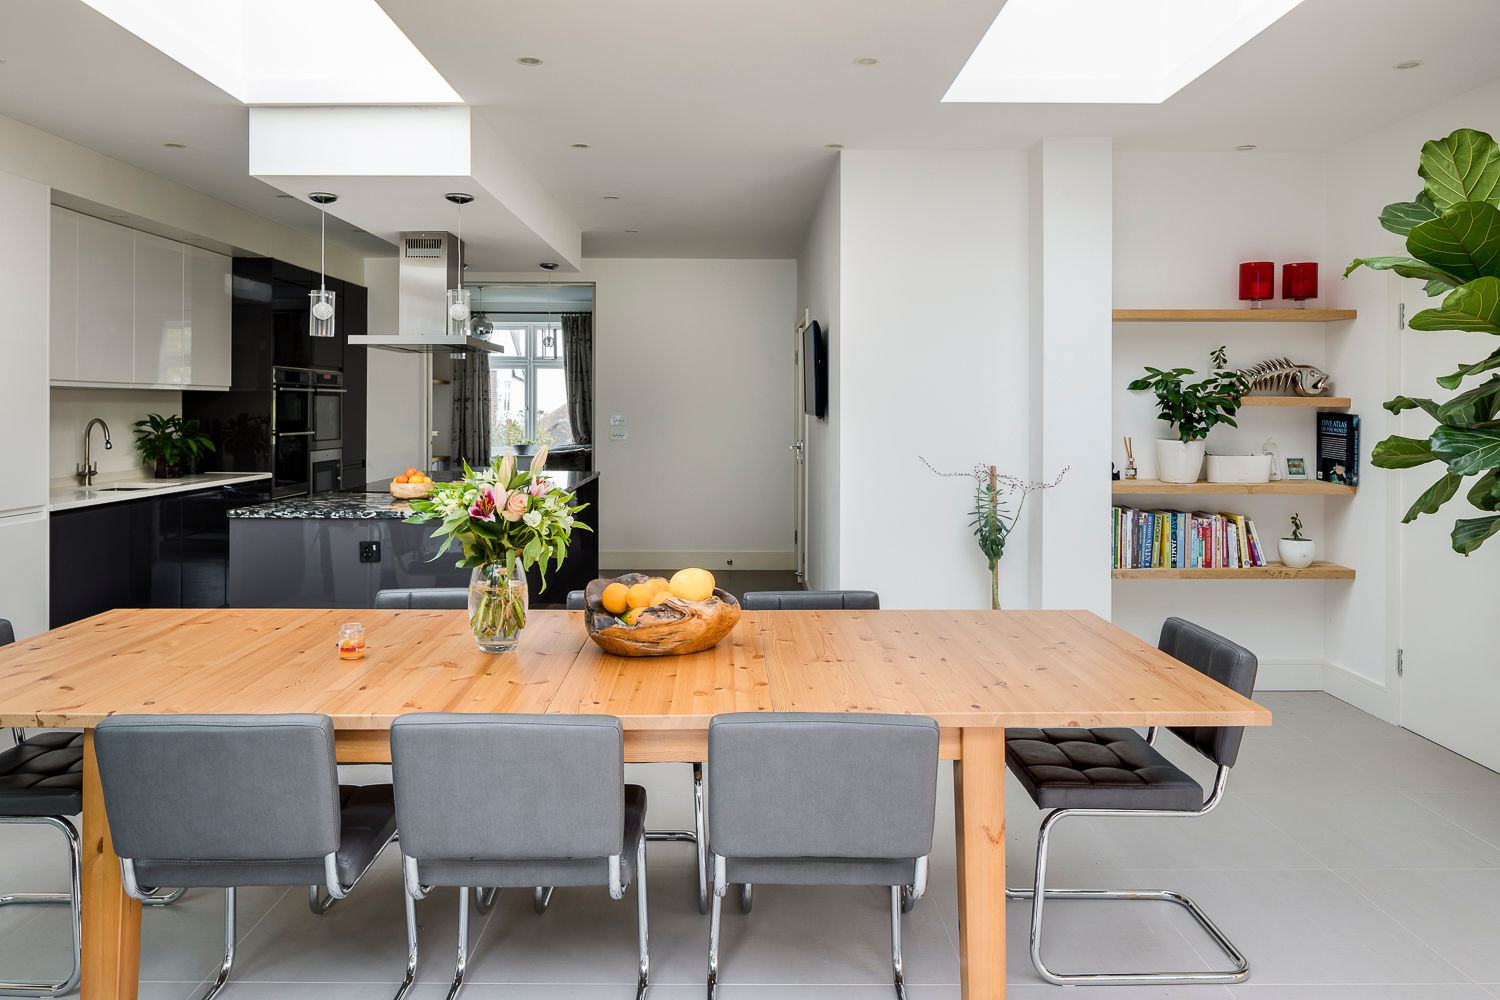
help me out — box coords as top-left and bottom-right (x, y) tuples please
(1113, 507), (1270, 570)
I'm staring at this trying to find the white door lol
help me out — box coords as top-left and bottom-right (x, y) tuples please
(792, 315), (809, 583)
(1397, 278), (1500, 771)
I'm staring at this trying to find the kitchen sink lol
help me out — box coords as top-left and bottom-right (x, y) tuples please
(93, 485), (154, 492)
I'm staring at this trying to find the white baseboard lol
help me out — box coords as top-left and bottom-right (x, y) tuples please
(1321, 659), (1399, 724)
(1253, 660), (1325, 691)
(600, 550), (797, 572)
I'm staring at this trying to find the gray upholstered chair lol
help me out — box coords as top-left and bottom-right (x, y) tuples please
(741, 589), (880, 611)
(565, 590), (586, 610)
(390, 713), (650, 1000)
(1004, 617), (1259, 986)
(93, 714), (397, 1000)
(705, 712), (938, 999)
(374, 588), (470, 610)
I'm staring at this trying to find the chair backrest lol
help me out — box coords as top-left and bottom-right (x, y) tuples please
(0, 618), (13, 646)
(741, 590), (880, 611)
(1160, 617), (1259, 768)
(391, 713), (625, 862)
(374, 588), (469, 610)
(565, 590), (586, 610)
(708, 712), (937, 861)
(93, 715), (342, 864)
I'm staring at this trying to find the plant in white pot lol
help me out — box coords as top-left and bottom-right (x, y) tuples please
(1127, 348), (1249, 484)
(1278, 512), (1316, 568)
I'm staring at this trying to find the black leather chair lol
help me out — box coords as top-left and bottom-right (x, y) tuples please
(374, 588), (469, 610)
(1004, 617), (1258, 985)
(0, 616), (84, 997)
(741, 590), (880, 611)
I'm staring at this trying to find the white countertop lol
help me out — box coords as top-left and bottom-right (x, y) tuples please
(48, 472), (273, 513)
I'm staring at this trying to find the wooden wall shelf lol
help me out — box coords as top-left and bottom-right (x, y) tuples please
(1113, 309), (1357, 322)
(1113, 479), (1356, 496)
(1239, 396), (1351, 408)
(1112, 561), (1355, 580)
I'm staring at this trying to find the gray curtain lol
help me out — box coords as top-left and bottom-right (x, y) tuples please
(561, 312), (594, 446)
(450, 353), (491, 466)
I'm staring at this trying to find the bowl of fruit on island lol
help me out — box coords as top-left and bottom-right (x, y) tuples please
(389, 467), (435, 500)
(582, 568), (741, 656)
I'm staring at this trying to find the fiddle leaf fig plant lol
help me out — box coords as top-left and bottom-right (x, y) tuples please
(1348, 127), (1500, 553)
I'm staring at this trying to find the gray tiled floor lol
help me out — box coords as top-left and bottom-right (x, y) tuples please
(1, 692), (1497, 998)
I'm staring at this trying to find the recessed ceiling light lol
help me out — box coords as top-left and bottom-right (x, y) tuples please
(163, 141), (186, 148)
(516, 57), (542, 66)
(625, 229), (639, 234)
(276, 193), (295, 198)
(825, 143), (844, 149)
(602, 195), (621, 200)
(854, 57), (879, 66)
(1394, 59), (1423, 70)
(1234, 144), (1257, 151)
(539, 262), (559, 271)
(571, 143), (590, 149)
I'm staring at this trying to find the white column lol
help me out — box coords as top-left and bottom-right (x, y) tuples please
(1028, 138), (1113, 615)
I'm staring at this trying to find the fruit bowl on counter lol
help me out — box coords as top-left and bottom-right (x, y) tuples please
(582, 569), (741, 657)
(389, 468), (435, 500)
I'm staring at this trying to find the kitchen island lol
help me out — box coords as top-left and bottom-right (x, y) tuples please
(226, 471), (598, 608)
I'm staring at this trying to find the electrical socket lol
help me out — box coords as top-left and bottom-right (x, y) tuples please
(609, 415), (626, 426)
(359, 541), (381, 563)
(610, 429), (628, 440)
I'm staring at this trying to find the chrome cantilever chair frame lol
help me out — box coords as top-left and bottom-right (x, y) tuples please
(1005, 736), (1249, 985)
(0, 815), (81, 998)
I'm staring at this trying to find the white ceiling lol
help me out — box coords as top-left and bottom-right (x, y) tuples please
(2, 0), (1500, 264)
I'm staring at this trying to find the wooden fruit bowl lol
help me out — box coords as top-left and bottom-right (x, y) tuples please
(389, 482), (436, 500)
(583, 573), (741, 657)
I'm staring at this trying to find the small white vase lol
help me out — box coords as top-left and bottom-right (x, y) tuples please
(1278, 538), (1316, 569)
(1206, 454), (1273, 484)
(1155, 439), (1207, 484)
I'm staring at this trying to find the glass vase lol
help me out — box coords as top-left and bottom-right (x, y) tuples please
(468, 555), (528, 653)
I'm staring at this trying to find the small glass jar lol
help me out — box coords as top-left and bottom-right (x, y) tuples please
(338, 623), (366, 660)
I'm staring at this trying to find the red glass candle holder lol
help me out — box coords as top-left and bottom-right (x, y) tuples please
(1283, 262), (1318, 306)
(1239, 262), (1274, 308)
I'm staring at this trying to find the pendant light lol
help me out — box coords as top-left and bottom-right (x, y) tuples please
(540, 261), (559, 355)
(445, 193), (474, 336)
(308, 192), (338, 338)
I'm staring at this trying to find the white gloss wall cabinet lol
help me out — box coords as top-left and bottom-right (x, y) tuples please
(50, 208), (232, 390)
(0, 170), (50, 515)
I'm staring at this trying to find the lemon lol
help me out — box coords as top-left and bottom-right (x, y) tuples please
(669, 567), (715, 603)
(600, 582), (630, 616)
(626, 583), (655, 609)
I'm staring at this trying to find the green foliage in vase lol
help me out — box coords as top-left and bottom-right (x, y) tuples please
(1347, 127), (1500, 553)
(1127, 350), (1249, 443)
(1289, 512), (1305, 542)
(132, 413), (214, 474)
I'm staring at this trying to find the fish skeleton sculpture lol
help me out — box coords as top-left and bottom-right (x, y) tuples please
(1235, 357), (1332, 397)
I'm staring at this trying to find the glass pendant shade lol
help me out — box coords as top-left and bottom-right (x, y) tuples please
(447, 287), (472, 336)
(309, 288), (336, 338)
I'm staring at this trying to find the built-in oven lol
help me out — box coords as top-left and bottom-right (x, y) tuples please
(311, 369), (344, 451)
(272, 433), (311, 498)
(272, 366), (312, 434)
(311, 449), (343, 495)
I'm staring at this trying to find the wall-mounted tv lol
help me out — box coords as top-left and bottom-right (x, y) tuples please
(802, 320), (827, 420)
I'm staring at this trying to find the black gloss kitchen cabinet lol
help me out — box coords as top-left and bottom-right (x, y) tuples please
(49, 483), (271, 628)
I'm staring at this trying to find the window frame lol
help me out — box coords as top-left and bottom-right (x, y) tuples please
(488, 322), (566, 442)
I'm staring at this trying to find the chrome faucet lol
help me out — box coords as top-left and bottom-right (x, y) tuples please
(75, 418), (112, 486)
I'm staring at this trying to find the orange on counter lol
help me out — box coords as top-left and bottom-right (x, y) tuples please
(625, 583), (655, 609)
(600, 582), (630, 615)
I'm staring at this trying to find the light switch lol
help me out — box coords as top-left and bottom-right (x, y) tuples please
(609, 415), (626, 426)
(610, 429), (628, 440)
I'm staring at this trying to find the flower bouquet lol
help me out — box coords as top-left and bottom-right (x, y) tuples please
(403, 448), (590, 652)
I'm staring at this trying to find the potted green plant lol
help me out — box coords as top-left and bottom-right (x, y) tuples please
(1127, 348), (1249, 483)
(1346, 127), (1500, 553)
(133, 413), (215, 479)
(498, 414), (530, 455)
(1279, 512), (1315, 568)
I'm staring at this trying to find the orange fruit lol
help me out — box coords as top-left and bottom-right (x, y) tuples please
(626, 583), (654, 609)
(651, 589), (673, 607)
(623, 607), (642, 626)
(669, 568), (715, 602)
(645, 577), (670, 592)
(600, 582), (630, 615)
(405, 467), (418, 477)
(394, 475), (409, 484)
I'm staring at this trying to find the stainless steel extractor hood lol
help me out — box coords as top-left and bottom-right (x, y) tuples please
(348, 231), (502, 354)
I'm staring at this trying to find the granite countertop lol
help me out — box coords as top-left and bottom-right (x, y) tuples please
(228, 471), (597, 520)
(50, 472), (273, 513)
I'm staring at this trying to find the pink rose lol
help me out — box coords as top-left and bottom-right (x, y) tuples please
(468, 486), (498, 523)
(502, 490), (528, 522)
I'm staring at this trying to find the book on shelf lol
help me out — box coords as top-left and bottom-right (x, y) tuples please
(1317, 412), (1360, 487)
(1112, 505), (1270, 570)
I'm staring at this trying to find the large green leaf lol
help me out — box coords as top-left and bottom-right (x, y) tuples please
(1406, 202), (1500, 283)
(1385, 394), (1444, 419)
(1371, 434), (1439, 469)
(1467, 469), (1500, 511)
(1424, 278), (1457, 297)
(1419, 128), (1500, 211)
(1437, 346), (1500, 390)
(1343, 255), (1466, 288)
(1430, 423), (1500, 476)
(1452, 515), (1500, 554)
(1435, 376), (1500, 426)
(1402, 472), (1463, 523)
(1410, 276), (1500, 337)
(1380, 193), (1441, 236)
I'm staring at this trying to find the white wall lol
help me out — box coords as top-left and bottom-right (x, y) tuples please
(1112, 151), (1334, 678)
(838, 150), (1032, 609)
(50, 387), (184, 482)
(362, 256), (428, 482)
(796, 165), (841, 590)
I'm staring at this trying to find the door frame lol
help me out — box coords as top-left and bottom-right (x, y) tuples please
(793, 311), (809, 583)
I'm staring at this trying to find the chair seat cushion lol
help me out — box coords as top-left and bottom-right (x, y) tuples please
(1005, 728), (1203, 812)
(134, 783), (396, 889)
(417, 783), (647, 889)
(725, 856), (917, 887)
(0, 731), (84, 817)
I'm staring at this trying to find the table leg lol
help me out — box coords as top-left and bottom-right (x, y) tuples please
(81, 729), (141, 1000)
(954, 726), (1006, 999)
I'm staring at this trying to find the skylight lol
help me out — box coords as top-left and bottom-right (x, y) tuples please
(943, 0), (1306, 105)
(80, 0), (460, 105)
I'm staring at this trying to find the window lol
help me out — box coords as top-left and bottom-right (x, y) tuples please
(488, 323), (573, 449)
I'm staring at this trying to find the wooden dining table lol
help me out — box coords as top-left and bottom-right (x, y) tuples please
(0, 606), (1270, 1000)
